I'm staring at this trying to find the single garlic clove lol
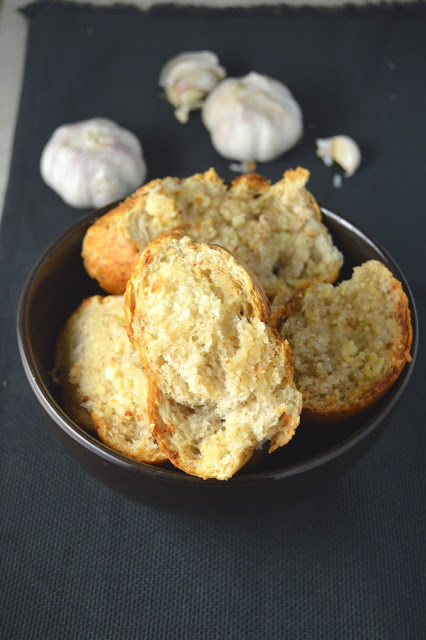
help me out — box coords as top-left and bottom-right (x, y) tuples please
(316, 135), (361, 176)
(159, 51), (226, 123)
(201, 71), (303, 164)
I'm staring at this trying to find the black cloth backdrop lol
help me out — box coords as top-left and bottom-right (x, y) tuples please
(0, 2), (425, 638)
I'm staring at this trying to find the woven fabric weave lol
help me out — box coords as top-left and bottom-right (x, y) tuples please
(0, 3), (425, 638)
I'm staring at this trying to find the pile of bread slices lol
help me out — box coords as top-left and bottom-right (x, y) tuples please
(54, 167), (412, 480)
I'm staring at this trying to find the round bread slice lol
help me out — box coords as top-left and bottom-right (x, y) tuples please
(82, 166), (343, 299)
(54, 295), (167, 463)
(280, 260), (413, 419)
(125, 230), (302, 480)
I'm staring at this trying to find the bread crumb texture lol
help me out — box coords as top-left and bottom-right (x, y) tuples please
(82, 167), (343, 298)
(55, 295), (167, 463)
(125, 232), (302, 480)
(281, 260), (412, 418)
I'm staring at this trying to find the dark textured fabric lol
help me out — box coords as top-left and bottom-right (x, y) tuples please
(1, 2), (425, 638)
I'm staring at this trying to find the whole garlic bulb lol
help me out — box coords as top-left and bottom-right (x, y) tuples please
(40, 118), (147, 209)
(159, 51), (226, 123)
(201, 71), (303, 164)
(316, 135), (361, 176)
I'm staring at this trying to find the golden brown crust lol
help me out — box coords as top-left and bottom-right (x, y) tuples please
(91, 412), (166, 464)
(281, 261), (413, 420)
(82, 208), (140, 295)
(147, 381), (255, 479)
(230, 172), (271, 193)
(83, 167), (343, 298)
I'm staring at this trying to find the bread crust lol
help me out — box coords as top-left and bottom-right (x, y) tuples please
(83, 167), (343, 300)
(81, 208), (141, 295)
(54, 294), (167, 463)
(125, 230), (302, 479)
(147, 382), (255, 480)
(280, 261), (413, 420)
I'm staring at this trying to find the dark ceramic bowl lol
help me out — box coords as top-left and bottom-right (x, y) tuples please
(17, 205), (418, 513)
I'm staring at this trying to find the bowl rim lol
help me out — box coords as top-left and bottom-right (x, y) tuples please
(17, 205), (419, 488)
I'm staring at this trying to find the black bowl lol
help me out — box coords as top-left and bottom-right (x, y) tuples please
(17, 205), (418, 514)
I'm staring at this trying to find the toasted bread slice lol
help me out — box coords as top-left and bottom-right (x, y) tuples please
(280, 260), (412, 419)
(83, 167), (343, 299)
(125, 230), (302, 480)
(54, 295), (167, 463)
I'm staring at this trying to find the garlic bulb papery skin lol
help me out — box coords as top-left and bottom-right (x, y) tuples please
(201, 72), (303, 163)
(316, 135), (361, 177)
(159, 51), (226, 124)
(40, 118), (147, 209)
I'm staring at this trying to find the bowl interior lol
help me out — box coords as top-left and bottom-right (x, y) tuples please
(18, 206), (418, 484)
